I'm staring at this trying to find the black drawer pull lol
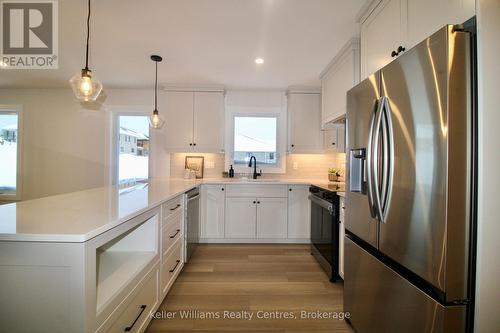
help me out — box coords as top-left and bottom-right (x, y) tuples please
(169, 204), (181, 211)
(169, 229), (181, 239)
(124, 304), (147, 331)
(169, 260), (181, 273)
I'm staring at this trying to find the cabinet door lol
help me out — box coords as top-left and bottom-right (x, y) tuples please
(288, 93), (322, 153)
(360, 0), (407, 79)
(407, 0), (475, 49)
(321, 43), (360, 124)
(323, 127), (338, 152)
(339, 197), (345, 279)
(225, 198), (256, 238)
(193, 92), (225, 153)
(257, 197), (288, 239)
(287, 185), (311, 239)
(200, 185), (225, 238)
(164, 91), (194, 151)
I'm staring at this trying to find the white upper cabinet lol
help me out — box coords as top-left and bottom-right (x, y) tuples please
(163, 91), (194, 152)
(200, 185), (225, 239)
(193, 92), (225, 153)
(320, 38), (360, 125)
(359, 0), (475, 79)
(360, 0), (407, 80)
(406, 0), (475, 48)
(287, 92), (323, 153)
(163, 90), (225, 153)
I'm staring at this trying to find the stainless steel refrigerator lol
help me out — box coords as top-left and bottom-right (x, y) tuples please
(344, 24), (476, 333)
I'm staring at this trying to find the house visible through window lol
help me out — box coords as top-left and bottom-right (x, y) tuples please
(233, 116), (277, 165)
(118, 116), (150, 185)
(0, 110), (20, 198)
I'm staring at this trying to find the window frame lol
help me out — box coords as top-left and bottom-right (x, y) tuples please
(109, 108), (152, 186)
(226, 112), (286, 174)
(0, 105), (23, 201)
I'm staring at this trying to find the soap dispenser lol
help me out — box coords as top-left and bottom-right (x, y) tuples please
(229, 165), (234, 178)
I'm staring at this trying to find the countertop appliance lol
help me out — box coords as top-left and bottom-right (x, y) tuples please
(309, 185), (340, 282)
(185, 187), (200, 262)
(344, 23), (476, 333)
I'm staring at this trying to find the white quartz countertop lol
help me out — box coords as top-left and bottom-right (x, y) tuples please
(0, 178), (344, 243)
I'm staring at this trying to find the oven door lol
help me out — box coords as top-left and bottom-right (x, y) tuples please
(310, 194), (339, 280)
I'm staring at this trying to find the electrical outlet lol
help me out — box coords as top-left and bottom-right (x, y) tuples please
(206, 161), (215, 169)
(293, 162), (299, 170)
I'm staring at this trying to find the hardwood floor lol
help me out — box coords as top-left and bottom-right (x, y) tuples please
(146, 244), (353, 332)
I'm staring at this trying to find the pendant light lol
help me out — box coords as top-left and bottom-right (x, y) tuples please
(69, 0), (103, 102)
(149, 55), (165, 129)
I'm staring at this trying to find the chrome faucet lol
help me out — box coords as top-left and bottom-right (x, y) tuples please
(248, 156), (262, 179)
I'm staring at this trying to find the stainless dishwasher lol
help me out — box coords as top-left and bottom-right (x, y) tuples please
(185, 187), (200, 262)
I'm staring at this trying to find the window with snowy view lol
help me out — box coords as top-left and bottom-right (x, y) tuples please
(233, 116), (277, 166)
(0, 111), (19, 198)
(118, 116), (150, 185)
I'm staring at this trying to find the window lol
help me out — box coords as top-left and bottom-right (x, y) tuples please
(233, 116), (277, 166)
(118, 116), (150, 185)
(0, 109), (21, 199)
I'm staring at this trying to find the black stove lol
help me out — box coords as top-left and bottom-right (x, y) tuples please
(309, 185), (340, 282)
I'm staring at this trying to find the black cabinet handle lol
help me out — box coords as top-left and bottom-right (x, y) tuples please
(124, 305), (147, 331)
(397, 45), (405, 53)
(169, 260), (181, 273)
(193, 143), (197, 146)
(257, 201), (260, 204)
(170, 204), (181, 211)
(169, 229), (181, 239)
(253, 201), (256, 204)
(221, 188), (225, 191)
(332, 142), (336, 145)
(289, 188), (292, 192)
(189, 143), (193, 146)
(391, 50), (398, 57)
(291, 144), (295, 148)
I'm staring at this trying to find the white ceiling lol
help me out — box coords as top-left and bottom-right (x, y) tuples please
(0, 0), (365, 90)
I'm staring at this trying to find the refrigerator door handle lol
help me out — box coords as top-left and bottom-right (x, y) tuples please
(366, 99), (379, 219)
(381, 96), (395, 223)
(372, 97), (385, 222)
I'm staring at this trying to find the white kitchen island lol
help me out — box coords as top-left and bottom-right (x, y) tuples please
(0, 179), (196, 333)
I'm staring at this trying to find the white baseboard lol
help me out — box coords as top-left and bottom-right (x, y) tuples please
(199, 238), (310, 244)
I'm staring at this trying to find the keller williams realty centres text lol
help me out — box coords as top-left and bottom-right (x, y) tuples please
(151, 310), (350, 321)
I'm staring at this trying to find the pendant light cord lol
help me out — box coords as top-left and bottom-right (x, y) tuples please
(154, 61), (158, 111)
(85, 0), (91, 70)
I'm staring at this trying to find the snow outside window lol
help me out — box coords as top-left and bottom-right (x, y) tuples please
(0, 111), (19, 198)
(233, 116), (278, 166)
(118, 116), (150, 185)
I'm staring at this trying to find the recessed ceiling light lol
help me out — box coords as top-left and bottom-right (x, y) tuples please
(255, 58), (264, 64)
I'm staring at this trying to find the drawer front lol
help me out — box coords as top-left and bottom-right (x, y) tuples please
(162, 196), (183, 223)
(225, 185), (287, 198)
(106, 267), (159, 333)
(161, 217), (183, 258)
(161, 239), (183, 296)
(162, 205), (183, 230)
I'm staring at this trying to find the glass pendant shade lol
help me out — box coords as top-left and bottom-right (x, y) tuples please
(70, 69), (103, 102)
(149, 110), (165, 129)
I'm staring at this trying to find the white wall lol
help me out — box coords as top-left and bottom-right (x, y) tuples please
(475, 0), (500, 332)
(0, 88), (169, 200)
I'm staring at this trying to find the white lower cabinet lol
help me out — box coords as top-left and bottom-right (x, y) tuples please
(287, 185), (311, 239)
(256, 198), (288, 239)
(225, 197), (257, 238)
(200, 185), (225, 239)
